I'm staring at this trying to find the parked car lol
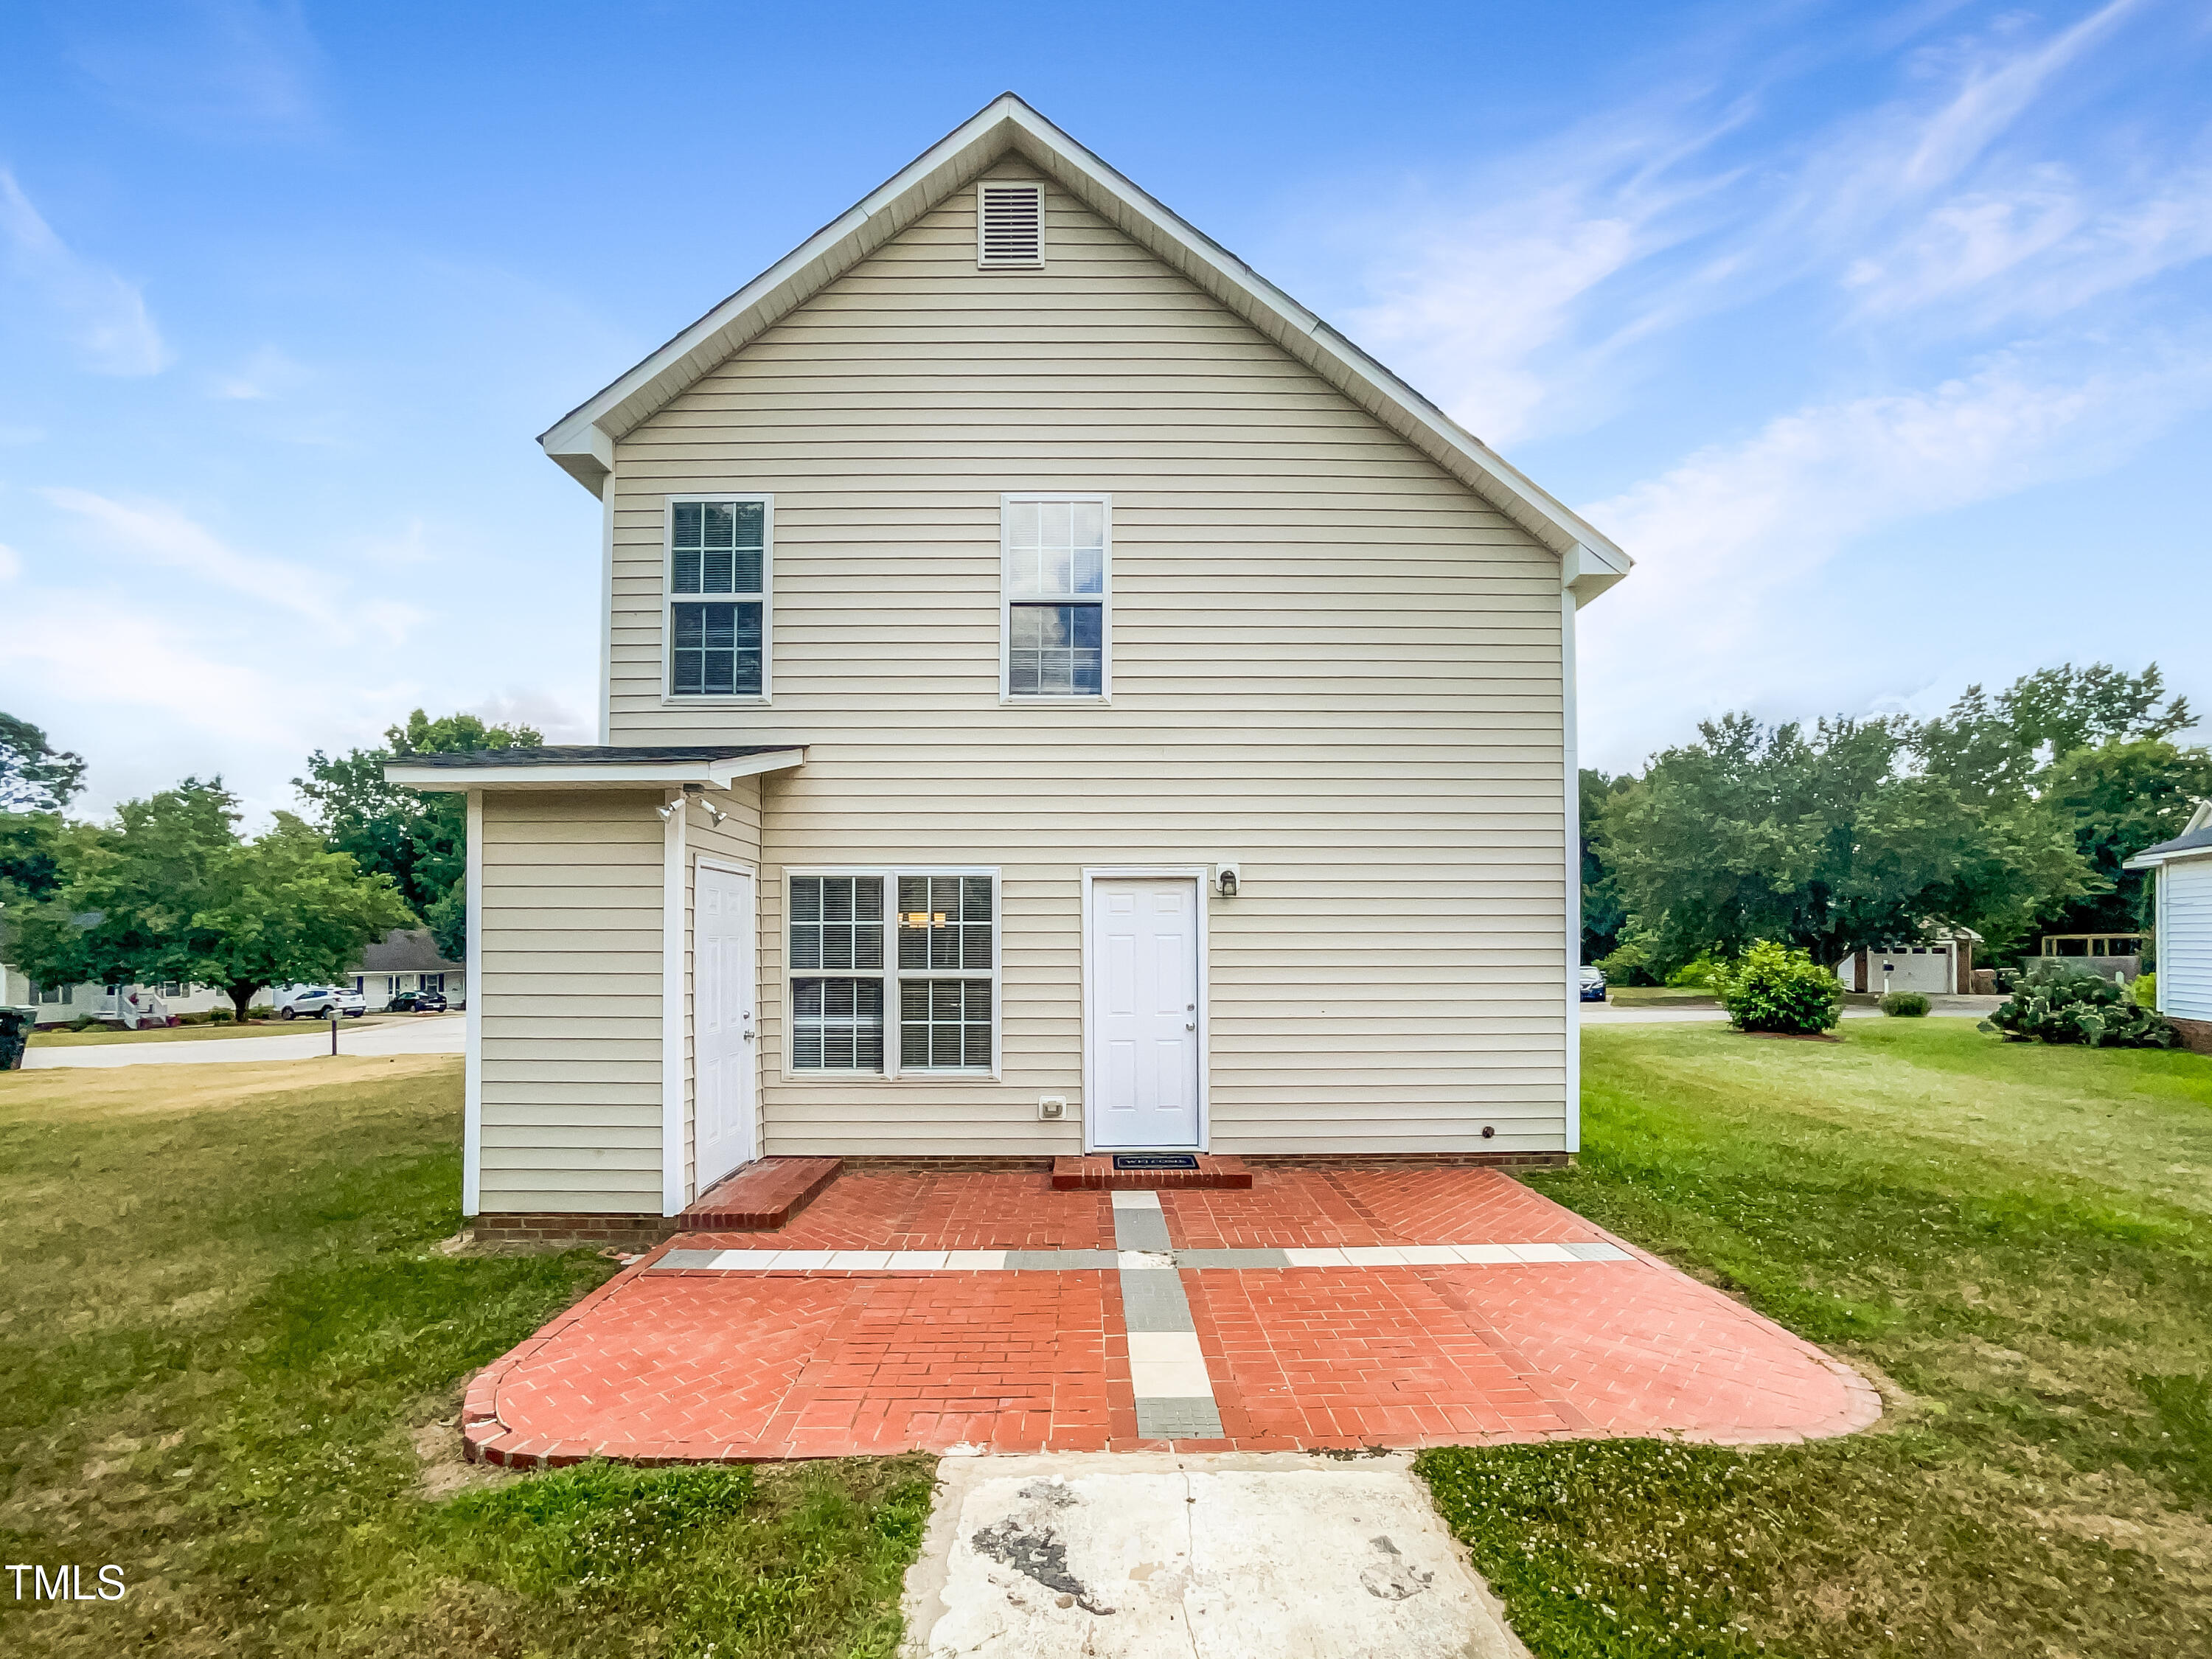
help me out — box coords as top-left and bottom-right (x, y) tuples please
(1579, 966), (1608, 1002)
(388, 989), (449, 1013)
(276, 985), (367, 1019)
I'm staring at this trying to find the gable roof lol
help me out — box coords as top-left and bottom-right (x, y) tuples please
(356, 928), (462, 974)
(540, 93), (1631, 605)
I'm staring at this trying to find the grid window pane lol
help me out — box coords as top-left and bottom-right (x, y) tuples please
(792, 977), (884, 1071)
(789, 877), (884, 973)
(671, 602), (762, 696)
(897, 875), (993, 971)
(671, 500), (765, 595)
(900, 978), (992, 1070)
(1009, 603), (1103, 696)
(1005, 498), (1104, 597)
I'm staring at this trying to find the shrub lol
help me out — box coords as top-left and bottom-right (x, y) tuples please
(1595, 939), (1661, 987)
(1980, 959), (2177, 1048)
(68, 1015), (100, 1032)
(245, 1004), (275, 1021)
(1879, 991), (1930, 1018)
(2135, 971), (2157, 1009)
(208, 1005), (234, 1023)
(1665, 955), (1722, 990)
(1710, 939), (1846, 1035)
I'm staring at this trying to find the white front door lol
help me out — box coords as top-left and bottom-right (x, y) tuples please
(1088, 877), (1201, 1150)
(695, 863), (757, 1188)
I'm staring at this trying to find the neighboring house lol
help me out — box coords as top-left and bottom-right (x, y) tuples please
(349, 927), (467, 1009)
(0, 965), (239, 1027)
(1833, 930), (1981, 996)
(386, 96), (1633, 1243)
(2126, 799), (2212, 1055)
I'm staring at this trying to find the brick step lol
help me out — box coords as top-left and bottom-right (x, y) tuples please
(681, 1156), (843, 1231)
(1052, 1153), (1253, 1191)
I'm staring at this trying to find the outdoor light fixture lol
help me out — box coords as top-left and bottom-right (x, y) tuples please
(1214, 863), (1241, 897)
(654, 801), (678, 821)
(700, 798), (728, 827)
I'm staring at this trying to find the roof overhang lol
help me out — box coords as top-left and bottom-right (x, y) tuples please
(386, 746), (805, 793)
(2125, 800), (2212, 869)
(538, 93), (1632, 608)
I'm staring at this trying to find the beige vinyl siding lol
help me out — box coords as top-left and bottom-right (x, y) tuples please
(478, 792), (667, 1211)
(605, 162), (1569, 1158)
(681, 780), (763, 1199)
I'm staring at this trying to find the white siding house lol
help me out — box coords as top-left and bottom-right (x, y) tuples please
(2128, 799), (2212, 1054)
(389, 96), (1635, 1240)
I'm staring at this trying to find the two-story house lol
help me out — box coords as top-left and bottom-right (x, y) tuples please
(390, 95), (1632, 1242)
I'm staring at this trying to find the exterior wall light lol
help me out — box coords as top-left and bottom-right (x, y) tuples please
(1214, 863), (1240, 897)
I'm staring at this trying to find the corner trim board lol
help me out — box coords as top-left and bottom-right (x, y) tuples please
(662, 790), (687, 1216)
(463, 790), (484, 1215)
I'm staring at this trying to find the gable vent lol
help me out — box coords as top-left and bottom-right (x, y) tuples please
(976, 181), (1045, 268)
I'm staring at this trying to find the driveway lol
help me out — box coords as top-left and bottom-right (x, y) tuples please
(462, 1165), (1877, 1466)
(21, 1014), (466, 1069)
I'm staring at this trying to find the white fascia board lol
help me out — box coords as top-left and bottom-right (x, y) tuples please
(532, 94), (1633, 601)
(2125, 843), (2212, 872)
(384, 749), (804, 793)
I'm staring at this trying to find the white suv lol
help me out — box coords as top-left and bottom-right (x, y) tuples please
(276, 985), (367, 1020)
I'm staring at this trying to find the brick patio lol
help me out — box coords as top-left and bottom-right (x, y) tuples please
(462, 1166), (1879, 1466)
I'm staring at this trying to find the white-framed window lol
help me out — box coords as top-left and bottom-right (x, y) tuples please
(667, 495), (771, 700)
(422, 973), (445, 994)
(785, 869), (998, 1076)
(1001, 495), (1108, 700)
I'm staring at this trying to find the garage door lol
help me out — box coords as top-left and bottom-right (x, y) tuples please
(1872, 946), (1950, 994)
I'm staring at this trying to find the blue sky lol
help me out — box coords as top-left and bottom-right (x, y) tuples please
(2, 0), (2207, 818)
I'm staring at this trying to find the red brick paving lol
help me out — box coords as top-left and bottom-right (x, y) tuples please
(682, 1170), (1114, 1253)
(462, 1167), (1880, 1466)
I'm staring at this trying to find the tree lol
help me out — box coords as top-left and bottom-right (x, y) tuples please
(185, 815), (414, 1023)
(0, 712), (86, 813)
(5, 780), (409, 1020)
(1578, 768), (1637, 965)
(2037, 738), (2212, 934)
(1913, 661), (2193, 803)
(1599, 712), (2087, 973)
(294, 709), (539, 959)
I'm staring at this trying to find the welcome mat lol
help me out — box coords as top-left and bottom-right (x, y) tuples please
(1113, 1154), (1200, 1171)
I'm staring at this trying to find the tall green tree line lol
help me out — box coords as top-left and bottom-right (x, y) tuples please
(1, 709), (531, 1011)
(1582, 663), (2211, 978)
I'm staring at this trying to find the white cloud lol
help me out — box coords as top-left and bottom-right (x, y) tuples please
(0, 170), (170, 377)
(3, 595), (274, 731)
(1575, 344), (2212, 745)
(38, 487), (425, 644)
(209, 345), (309, 401)
(467, 688), (594, 744)
(64, 0), (324, 139)
(0, 541), (19, 580)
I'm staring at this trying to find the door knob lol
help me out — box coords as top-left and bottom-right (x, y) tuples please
(1184, 1021), (1195, 1030)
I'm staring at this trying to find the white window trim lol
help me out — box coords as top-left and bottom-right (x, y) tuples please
(1078, 866), (1210, 1154)
(779, 865), (1003, 1083)
(663, 492), (773, 706)
(1000, 492), (1112, 704)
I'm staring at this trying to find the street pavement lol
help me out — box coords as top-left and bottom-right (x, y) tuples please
(21, 1014), (466, 1069)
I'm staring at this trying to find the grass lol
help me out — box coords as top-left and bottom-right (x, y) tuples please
(1419, 1018), (2212, 1658)
(1597, 986), (1720, 1008)
(0, 1057), (932, 1657)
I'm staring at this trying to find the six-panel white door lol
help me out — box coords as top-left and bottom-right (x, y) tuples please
(1088, 877), (1200, 1150)
(694, 863), (757, 1188)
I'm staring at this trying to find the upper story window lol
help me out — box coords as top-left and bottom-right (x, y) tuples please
(667, 496), (770, 699)
(1002, 495), (1109, 700)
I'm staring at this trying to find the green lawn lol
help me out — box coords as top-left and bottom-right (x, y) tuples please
(0, 1057), (931, 1657)
(1421, 1018), (2212, 1658)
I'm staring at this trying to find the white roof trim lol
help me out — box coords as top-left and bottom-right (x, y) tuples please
(385, 749), (804, 793)
(539, 93), (1631, 605)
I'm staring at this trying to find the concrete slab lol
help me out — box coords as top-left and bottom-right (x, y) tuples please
(903, 1450), (1527, 1659)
